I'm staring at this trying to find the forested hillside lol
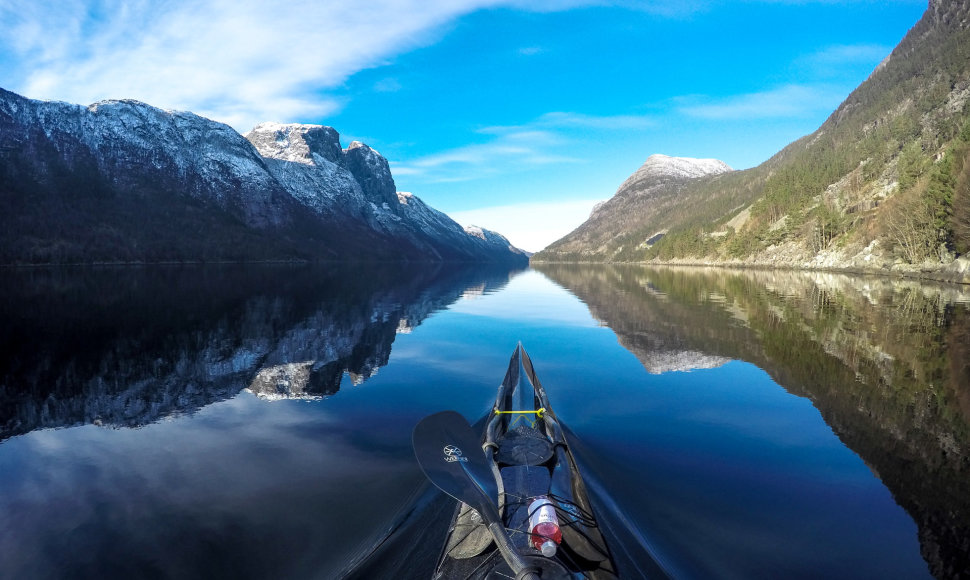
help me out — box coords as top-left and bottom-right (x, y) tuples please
(536, 0), (970, 279)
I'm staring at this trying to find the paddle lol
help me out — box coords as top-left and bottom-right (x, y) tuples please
(413, 410), (540, 579)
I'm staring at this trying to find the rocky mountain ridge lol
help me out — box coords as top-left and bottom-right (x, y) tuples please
(0, 88), (527, 265)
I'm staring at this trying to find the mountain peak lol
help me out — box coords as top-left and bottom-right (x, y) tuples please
(637, 154), (733, 180)
(87, 98), (156, 112)
(536, 0), (970, 279)
(0, 87), (528, 265)
(346, 140), (382, 157)
(245, 122), (342, 165)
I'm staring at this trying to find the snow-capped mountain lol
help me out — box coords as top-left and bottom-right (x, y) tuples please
(1, 92), (292, 228)
(535, 154), (733, 261)
(395, 191), (523, 259)
(0, 88), (527, 265)
(588, 153), (732, 221)
(243, 121), (525, 261)
(622, 154), (732, 184)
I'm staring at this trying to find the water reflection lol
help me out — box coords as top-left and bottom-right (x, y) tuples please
(0, 263), (529, 579)
(0, 264), (520, 441)
(533, 263), (970, 579)
(3, 263), (967, 578)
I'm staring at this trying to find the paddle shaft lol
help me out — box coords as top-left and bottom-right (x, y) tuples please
(476, 495), (538, 579)
(412, 411), (540, 580)
(488, 522), (539, 580)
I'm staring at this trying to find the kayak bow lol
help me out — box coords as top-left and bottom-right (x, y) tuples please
(414, 343), (618, 579)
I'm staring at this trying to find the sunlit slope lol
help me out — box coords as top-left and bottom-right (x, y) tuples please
(535, 0), (970, 270)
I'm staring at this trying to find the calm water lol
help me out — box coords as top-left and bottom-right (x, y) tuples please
(1, 264), (967, 579)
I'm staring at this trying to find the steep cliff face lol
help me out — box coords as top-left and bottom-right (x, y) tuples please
(244, 122), (527, 263)
(534, 0), (970, 281)
(0, 89), (527, 265)
(243, 123), (361, 218)
(343, 140), (399, 209)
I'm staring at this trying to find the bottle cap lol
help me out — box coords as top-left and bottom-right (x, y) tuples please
(540, 540), (557, 558)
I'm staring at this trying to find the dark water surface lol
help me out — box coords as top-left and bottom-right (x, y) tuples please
(1, 264), (967, 579)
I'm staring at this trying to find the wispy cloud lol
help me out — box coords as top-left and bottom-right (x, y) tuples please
(793, 43), (893, 78)
(391, 129), (580, 183)
(0, 0), (518, 130)
(0, 0), (716, 131)
(677, 84), (845, 120)
(520, 0), (712, 18)
(807, 43), (892, 64)
(480, 111), (655, 134)
(393, 110), (653, 182)
(538, 111), (656, 130)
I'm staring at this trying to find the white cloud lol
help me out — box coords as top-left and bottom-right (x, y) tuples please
(0, 1), (701, 132)
(481, 111), (655, 133)
(792, 43), (893, 80)
(392, 110), (653, 183)
(391, 128), (581, 182)
(540, 111), (656, 130)
(678, 84), (845, 120)
(807, 44), (892, 64)
(448, 198), (602, 253)
(0, 0), (521, 130)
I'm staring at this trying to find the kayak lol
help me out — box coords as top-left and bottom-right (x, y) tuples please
(415, 344), (618, 579)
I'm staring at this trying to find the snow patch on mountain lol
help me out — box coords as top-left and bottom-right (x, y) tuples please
(245, 122), (365, 217)
(633, 154), (733, 181)
(1, 87), (528, 264)
(1, 91), (289, 227)
(246, 123), (320, 165)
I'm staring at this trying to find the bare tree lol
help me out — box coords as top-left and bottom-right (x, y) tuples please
(886, 195), (936, 263)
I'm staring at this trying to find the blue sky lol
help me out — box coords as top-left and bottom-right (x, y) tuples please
(0, 1), (927, 251)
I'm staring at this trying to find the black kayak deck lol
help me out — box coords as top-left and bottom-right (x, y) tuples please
(432, 345), (617, 579)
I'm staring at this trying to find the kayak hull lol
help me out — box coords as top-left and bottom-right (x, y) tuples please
(432, 344), (618, 579)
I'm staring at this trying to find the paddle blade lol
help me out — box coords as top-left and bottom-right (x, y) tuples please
(412, 411), (498, 511)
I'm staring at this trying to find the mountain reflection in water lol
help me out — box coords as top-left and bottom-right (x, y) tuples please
(534, 264), (970, 580)
(1, 264), (967, 579)
(0, 264), (519, 579)
(0, 264), (517, 440)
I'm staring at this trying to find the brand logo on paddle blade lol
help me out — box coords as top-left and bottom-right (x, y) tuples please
(443, 444), (468, 463)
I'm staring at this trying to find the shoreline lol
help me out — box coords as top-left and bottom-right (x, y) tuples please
(530, 256), (970, 286)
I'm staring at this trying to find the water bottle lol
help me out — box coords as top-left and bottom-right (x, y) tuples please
(528, 496), (562, 557)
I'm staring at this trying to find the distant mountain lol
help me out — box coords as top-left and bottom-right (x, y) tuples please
(0, 89), (527, 265)
(535, 0), (970, 281)
(537, 154), (732, 261)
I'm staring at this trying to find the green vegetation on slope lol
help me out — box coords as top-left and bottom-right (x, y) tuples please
(536, 0), (970, 271)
